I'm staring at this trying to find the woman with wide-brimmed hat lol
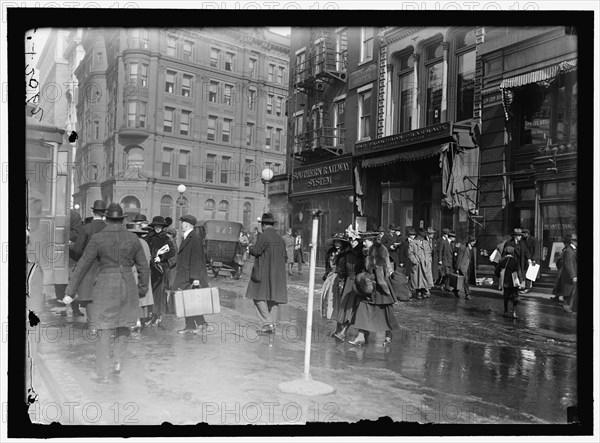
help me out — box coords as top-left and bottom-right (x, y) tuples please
(127, 223), (154, 330)
(324, 227), (366, 342)
(145, 216), (176, 327)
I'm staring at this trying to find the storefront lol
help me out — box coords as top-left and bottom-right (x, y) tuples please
(289, 154), (354, 264)
(353, 122), (479, 241)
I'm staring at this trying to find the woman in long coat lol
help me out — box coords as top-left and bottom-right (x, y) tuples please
(145, 216), (175, 327)
(65, 203), (149, 383)
(349, 236), (399, 346)
(245, 215), (288, 334)
(329, 235), (365, 341)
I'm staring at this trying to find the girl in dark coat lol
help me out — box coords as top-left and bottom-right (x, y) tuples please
(495, 246), (521, 318)
(349, 236), (399, 345)
(145, 216), (175, 327)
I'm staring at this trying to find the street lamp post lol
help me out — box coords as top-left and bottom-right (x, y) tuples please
(261, 168), (274, 213)
(177, 184), (186, 226)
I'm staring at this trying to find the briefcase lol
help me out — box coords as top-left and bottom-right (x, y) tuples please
(173, 287), (221, 318)
(448, 272), (464, 291)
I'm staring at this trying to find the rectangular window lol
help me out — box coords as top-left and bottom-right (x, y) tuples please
(141, 30), (149, 49)
(249, 58), (257, 77)
(205, 154), (216, 183)
(141, 64), (148, 87)
(208, 81), (218, 103)
(274, 128), (282, 151)
(221, 156), (230, 184)
(268, 64), (275, 82)
(456, 50), (475, 121)
(426, 62), (443, 125)
(248, 89), (256, 110)
(210, 48), (219, 67)
(358, 89), (372, 140)
(94, 120), (100, 140)
(179, 150), (189, 179)
(246, 123), (254, 146)
(275, 97), (282, 116)
(130, 29), (140, 48)
(399, 72), (414, 132)
(180, 110), (191, 135)
(164, 107), (174, 133)
(267, 95), (273, 115)
(244, 159), (252, 187)
(162, 148), (172, 177)
(139, 102), (146, 128)
(224, 84), (233, 106)
(265, 126), (272, 149)
(127, 102), (136, 127)
(225, 52), (234, 71)
(334, 100), (345, 146)
(165, 70), (175, 93)
(222, 118), (232, 143)
(361, 27), (374, 62)
(207, 115), (217, 141)
(129, 62), (138, 83)
(182, 74), (192, 97)
(183, 41), (193, 60)
(293, 113), (304, 151)
(277, 66), (284, 85)
(167, 36), (177, 57)
(296, 52), (306, 83)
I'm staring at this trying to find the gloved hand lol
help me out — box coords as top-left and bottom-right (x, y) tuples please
(60, 295), (74, 305)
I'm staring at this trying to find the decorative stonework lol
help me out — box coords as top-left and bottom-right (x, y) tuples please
(381, 27), (426, 46)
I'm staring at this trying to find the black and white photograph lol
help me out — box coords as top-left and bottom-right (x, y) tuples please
(4, 1), (598, 440)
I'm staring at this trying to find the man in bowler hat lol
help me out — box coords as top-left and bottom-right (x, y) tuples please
(245, 213), (288, 335)
(172, 214), (210, 333)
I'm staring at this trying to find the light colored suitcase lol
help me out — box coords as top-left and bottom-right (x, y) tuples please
(173, 287), (221, 318)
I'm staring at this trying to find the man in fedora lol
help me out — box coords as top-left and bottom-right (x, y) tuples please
(426, 227), (440, 286)
(503, 228), (531, 292)
(69, 200), (108, 320)
(172, 214), (210, 334)
(65, 203), (149, 383)
(453, 236), (477, 300)
(437, 228), (454, 291)
(521, 228), (537, 293)
(245, 213), (288, 335)
(381, 224), (402, 270)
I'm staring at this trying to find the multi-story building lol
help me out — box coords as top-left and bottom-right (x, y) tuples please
(478, 26), (577, 278)
(72, 28), (289, 228)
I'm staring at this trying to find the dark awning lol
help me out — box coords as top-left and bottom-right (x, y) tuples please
(361, 143), (449, 168)
(499, 59), (577, 120)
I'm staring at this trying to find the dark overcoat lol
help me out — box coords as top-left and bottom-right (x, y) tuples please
(553, 244), (577, 297)
(71, 219), (106, 301)
(146, 231), (176, 314)
(65, 223), (149, 329)
(454, 243), (477, 284)
(245, 226), (288, 303)
(503, 238), (531, 277)
(172, 229), (208, 291)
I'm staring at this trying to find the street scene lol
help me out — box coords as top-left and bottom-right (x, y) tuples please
(17, 18), (587, 435)
(28, 265), (576, 425)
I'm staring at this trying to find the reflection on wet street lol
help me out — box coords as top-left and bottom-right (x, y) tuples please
(29, 271), (577, 425)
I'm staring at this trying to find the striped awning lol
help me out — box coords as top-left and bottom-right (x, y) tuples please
(499, 59), (577, 120)
(361, 143), (450, 168)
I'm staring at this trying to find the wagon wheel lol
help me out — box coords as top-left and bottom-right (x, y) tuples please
(212, 268), (220, 278)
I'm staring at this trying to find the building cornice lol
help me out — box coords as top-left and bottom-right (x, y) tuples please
(381, 27), (427, 46)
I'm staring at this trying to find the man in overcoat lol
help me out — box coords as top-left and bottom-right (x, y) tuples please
(70, 200), (107, 321)
(426, 227), (439, 284)
(381, 224), (402, 270)
(453, 236), (477, 300)
(245, 213), (288, 335)
(282, 227), (295, 276)
(437, 228), (454, 290)
(502, 228), (531, 291)
(521, 228), (537, 293)
(172, 214), (210, 334)
(553, 233), (578, 312)
(65, 203), (149, 383)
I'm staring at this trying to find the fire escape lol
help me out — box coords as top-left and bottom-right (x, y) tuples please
(289, 29), (348, 162)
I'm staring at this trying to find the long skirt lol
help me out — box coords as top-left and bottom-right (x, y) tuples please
(151, 266), (171, 315)
(352, 301), (399, 333)
(335, 277), (359, 324)
(321, 273), (339, 320)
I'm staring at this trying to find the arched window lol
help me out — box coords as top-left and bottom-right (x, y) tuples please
(121, 195), (141, 221)
(124, 145), (144, 171)
(243, 202), (252, 229)
(203, 199), (216, 221)
(175, 196), (188, 221)
(217, 200), (229, 221)
(160, 195), (173, 218)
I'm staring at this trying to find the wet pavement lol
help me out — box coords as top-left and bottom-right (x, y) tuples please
(27, 266), (577, 425)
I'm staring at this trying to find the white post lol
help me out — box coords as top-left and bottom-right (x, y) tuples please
(303, 209), (321, 379)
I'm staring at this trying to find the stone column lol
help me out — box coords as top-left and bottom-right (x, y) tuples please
(441, 41), (449, 122)
(411, 53), (420, 130)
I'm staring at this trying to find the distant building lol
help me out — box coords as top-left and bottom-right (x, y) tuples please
(70, 27), (289, 228)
